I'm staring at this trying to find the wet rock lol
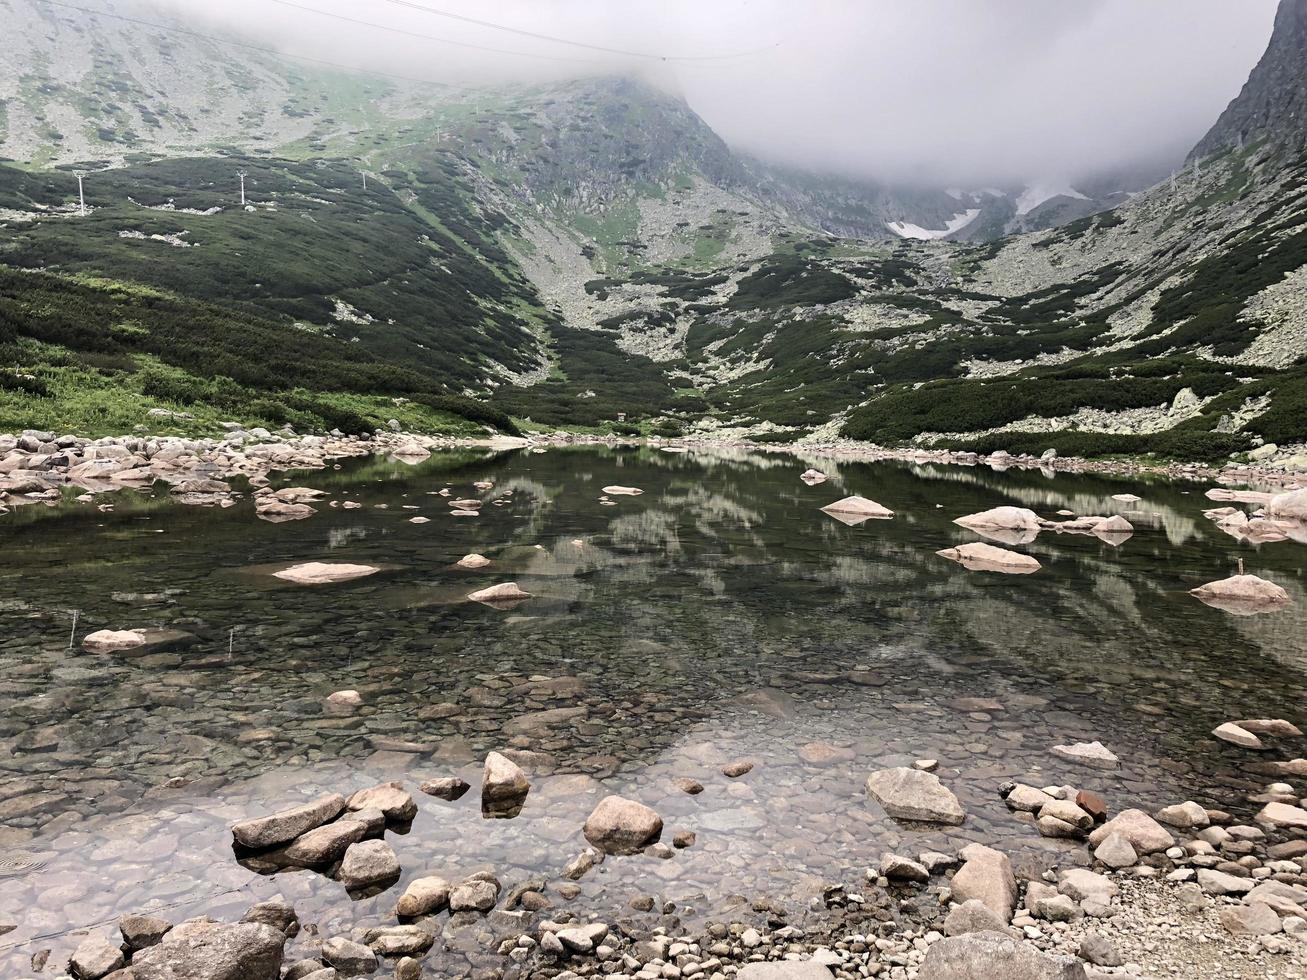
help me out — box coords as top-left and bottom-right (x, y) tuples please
(800, 469), (827, 485)
(950, 843), (1017, 923)
(232, 794), (345, 850)
(338, 840), (401, 891)
(936, 542), (1040, 574)
(273, 562), (378, 585)
(1050, 741), (1119, 769)
(456, 553), (491, 569)
(920, 931), (1086, 979)
(395, 958), (420, 980)
(322, 936), (378, 975)
(943, 898), (1011, 937)
(1075, 789), (1107, 822)
(69, 933), (125, 979)
(673, 830), (696, 848)
(111, 918), (168, 960)
(132, 921), (286, 980)
(721, 758), (754, 777)
(419, 777), (470, 800)
(347, 783), (417, 823)
(583, 795), (664, 854)
(1006, 784), (1055, 812)
(865, 767), (966, 824)
(1088, 809), (1174, 854)
(798, 742), (855, 766)
(449, 873), (500, 912)
(602, 485), (643, 495)
(674, 777), (704, 795)
(395, 876), (451, 917)
(1039, 799), (1093, 831)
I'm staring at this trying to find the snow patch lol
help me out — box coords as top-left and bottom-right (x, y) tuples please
(1016, 183), (1089, 216)
(886, 209), (981, 241)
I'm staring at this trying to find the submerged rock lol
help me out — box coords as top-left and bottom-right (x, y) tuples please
(1050, 740), (1119, 769)
(865, 767), (965, 824)
(272, 562), (379, 585)
(936, 542), (1040, 574)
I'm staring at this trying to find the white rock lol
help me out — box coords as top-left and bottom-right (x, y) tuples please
(273, 562), (379, 585)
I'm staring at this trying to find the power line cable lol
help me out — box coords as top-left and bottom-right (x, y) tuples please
(265, 0), (610, 64)
(372, 0), (780, 62)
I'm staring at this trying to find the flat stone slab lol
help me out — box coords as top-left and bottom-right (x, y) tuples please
(273, 562), (380, 585)
(865, 767), (965, 824)
(937, 542), (1040, 574)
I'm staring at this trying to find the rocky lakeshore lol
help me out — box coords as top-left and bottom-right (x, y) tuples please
(26, 739), (1307, 980)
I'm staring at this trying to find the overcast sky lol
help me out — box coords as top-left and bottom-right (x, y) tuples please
(156, 0), (1281, 188)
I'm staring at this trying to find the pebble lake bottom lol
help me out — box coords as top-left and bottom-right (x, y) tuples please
(1, 445), (1304, 977)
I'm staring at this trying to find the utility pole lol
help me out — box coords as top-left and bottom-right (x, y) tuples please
(74, 170), (87, 215)
(237, 170), (247, 206)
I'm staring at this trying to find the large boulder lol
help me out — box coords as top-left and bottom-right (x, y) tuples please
(1087, 809), (1174, 854)
(583, 795), (663, 854)
(131, 921), (285, 980)
(865, 767), (966, 824)
(949, 843), (1017, 923)
(918, 932), (1086, 979)
(936, 542), (1040, 574)
(231, 794), (345, 850)
(1266, 488), (1307, 522)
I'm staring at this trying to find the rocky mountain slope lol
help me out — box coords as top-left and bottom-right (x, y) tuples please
(1190, 0), (1307, 163)
(0, 0), (1304, 463)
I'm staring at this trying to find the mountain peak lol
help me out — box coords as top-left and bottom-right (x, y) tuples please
(1190, 0), (1307, 161)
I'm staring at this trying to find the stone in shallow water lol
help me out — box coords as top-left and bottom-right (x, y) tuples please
(455, 553), (491, 569)
(602, 485), (643, 495)
(81, 629), (146, 653)
(1256, 801), (1307, 828)
(347, 782), (417, 822)
(1190, 574), (1291, 611)
(120, 913), (172, 951)
(395, 876), (451, 917)
(231, 794), (345, 850)
(338, 839), (400, 891)
(272, 562), (379, 585)
(865, 767), (965, 824)
(953, 506), (1041, 533)
(322, 936), (377, 974)
(820, 495), (894, 520)
(467, 582), (532, 604)
(420, 776), (470, 800)
(1155, 800), (1209, 829)
(1050, 740), (1119, 769)
(449, 874), (500, 912)
(584, 795), (663, 854)
(800, 469), (827, 485)
(937, 542), (1040, 574)
(1213, 721), (1263, 749)
(482, 751), (530, 805)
